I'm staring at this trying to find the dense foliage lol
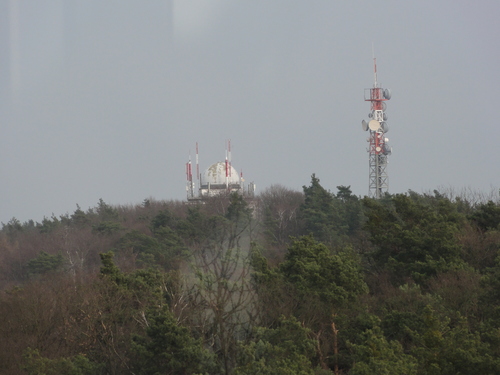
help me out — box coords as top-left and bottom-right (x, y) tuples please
(1, 178), (499, 374)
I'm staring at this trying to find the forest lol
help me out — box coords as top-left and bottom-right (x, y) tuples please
(1, 175), (500, 374)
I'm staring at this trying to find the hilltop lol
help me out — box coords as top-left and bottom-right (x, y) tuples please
(1, 176), (500, 374)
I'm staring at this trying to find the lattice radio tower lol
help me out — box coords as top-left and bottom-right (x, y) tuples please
(361, 53), (392, 198)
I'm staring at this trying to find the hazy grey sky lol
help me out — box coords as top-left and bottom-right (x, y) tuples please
(1, 0), (499, 224)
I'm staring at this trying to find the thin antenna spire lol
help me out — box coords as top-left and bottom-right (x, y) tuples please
(186, 150), (191, 181)
(186, 150), (194, 198)
(196, 142), (199, 182)
(225, 140), (229, 189)
(372, 43), (378, 88)
(228, 139), (232, 177)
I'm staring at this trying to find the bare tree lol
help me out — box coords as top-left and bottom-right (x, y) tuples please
(256, 184), (304, 258)
(185, 194), (256, 374)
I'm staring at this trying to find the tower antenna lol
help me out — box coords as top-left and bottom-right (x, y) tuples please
(196, 142), (200, 192)
(228, 139), (232, 177)
(186, 151), (194, 199)
(362, 49), (392, 198)
(225, 140), (229, 190)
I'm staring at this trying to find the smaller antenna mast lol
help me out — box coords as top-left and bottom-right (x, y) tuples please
(186, 151), (194, 199)
(228, 139), (232, 177)
(225, 140), (229, 189)
(372, 43), (378, 88)
(196, 142), (199, 182)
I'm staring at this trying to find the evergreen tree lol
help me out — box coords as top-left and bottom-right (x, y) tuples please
(131, 308), (216, 375)
(349, 326), (417, 375)
(363, 194), (465, 284)
(235, 316), (317, 375)
(27, 251), (64, 276)
(301, 174), (342, 244)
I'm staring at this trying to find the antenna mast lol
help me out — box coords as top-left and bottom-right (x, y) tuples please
(225, 140), (229, 190)
(362, 51), (392, 199)
(196, 142), (200, 192)
(372, 43), (378, 88)
(186, 152), (194, 199)
(228, 139), (232, 177)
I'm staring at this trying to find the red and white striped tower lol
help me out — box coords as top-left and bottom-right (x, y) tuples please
(362, 54), (392, 198)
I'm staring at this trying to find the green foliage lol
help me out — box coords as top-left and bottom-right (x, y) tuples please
(99, 251), (165, 301)
(70, 204), (90, 227)
(279, 235), (368, 307)
(37, 215), (60, 234)
(92, 221), (123, 235)
(99, 251), (123, 281)
(363, 194), (465, 284)
(349, 326), (417, 375)
(96, 198), (119, 221)
(376, 283), (437, 350)
(151, 208), (178, 232)
(335, 185), (364, 235)
(117, 230), (161, 255)
(117, 229), (188, 270)
(2, 217), (24, 238)
(226, 192), (253, 224)
(172, 206), (222, 248)
(131, 307), (216, 375)
(153, 227), (189, 268)
(301, 177), (364, 246)
(408, 306), (500, 374)
(480, 255), (500, 326)
(251, 235), (368, 345)
(3, 184), (500, 374)
(235, 316), (317, 375)
(427, 269), (482, 323)
(469, 201), (500, 232)
(22, 348), (103, 375)
(27, 251), (64, 276)
(301, 174), (343, 244)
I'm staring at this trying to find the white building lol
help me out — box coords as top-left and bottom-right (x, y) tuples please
(186, 143), (255, 201)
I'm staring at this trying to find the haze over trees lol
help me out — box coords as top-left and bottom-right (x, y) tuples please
(1, 177), (500, 374)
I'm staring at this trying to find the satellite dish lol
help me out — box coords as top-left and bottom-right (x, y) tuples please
(362, 120), (368, 131)
(383, 113), (388, 121)
(381, 122), (389, 133)
(382, 102), (387, 111)
(376, 146), (381, 152)
(383, 89), (392, 100)
(368, 112), (373, 118)
(368, 119), (380, 131)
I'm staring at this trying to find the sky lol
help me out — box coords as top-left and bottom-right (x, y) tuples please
(1, 0), (499, 224)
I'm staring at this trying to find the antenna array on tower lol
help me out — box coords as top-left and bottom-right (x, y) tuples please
(361, 54), (392, 199)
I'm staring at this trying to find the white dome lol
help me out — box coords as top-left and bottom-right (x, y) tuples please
(201, 162), (240, 186)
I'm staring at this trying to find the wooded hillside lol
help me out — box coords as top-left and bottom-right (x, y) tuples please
(1, 177), (500, 374)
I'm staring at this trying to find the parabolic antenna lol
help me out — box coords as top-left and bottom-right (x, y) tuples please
(376, 146), (381, 152)
(383, 89), (391, 100)
(381, 122), (389, 132)
(362, 120), (368, 131)
(368, 119), (380, 131)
